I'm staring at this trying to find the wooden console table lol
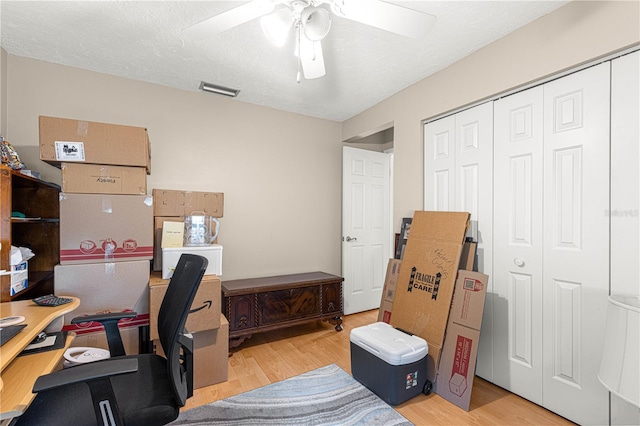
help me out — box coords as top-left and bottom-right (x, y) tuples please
(222, 272), (343, 348)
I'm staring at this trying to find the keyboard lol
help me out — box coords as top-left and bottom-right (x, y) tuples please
(0, 324), (27, 346)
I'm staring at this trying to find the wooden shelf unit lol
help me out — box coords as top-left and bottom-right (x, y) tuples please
(0, 165), (60, 302)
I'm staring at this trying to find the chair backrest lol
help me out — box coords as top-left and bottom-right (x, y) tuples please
(157, 253), (208, 405)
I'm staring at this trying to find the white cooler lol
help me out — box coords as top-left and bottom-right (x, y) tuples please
(161, 244), (222, 279)
(350, 322), (430, 405)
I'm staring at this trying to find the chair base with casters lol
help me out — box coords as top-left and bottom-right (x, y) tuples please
(12, 254), (209, 426)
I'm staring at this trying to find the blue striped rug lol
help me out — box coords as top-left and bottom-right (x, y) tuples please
(169, 364), (413, 425)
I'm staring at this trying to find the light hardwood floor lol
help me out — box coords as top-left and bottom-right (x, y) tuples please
(186, 309), (575, 425)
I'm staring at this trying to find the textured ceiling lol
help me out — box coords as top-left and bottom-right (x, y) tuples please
(0, 1), (568, 122)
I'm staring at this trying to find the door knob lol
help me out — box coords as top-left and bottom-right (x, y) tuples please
(514, 258), (525, 267)
(345, 236), (358, 242)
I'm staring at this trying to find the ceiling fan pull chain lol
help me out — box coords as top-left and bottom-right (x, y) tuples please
(296, 24), (302, 83)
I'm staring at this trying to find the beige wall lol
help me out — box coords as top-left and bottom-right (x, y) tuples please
(1, 47), (7, 136)
(342, 0), (640, 231)
(5, 56), (342, 280)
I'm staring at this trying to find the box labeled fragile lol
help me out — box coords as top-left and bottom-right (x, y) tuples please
(10, 261), (28, 296)
(350, 322), (428, 406)
(161, 245), (222, 279)
(389, 211), (469, 382)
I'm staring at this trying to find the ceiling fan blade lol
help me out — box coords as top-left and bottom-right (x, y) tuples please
(331, 0), (436, 39)
(300, 37), (326, 79)
(183, 0), (275, 39)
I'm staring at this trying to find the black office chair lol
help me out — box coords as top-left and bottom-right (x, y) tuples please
(14, 254), (209, 426)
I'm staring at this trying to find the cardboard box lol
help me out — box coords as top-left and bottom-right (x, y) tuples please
(10, 261), (28, 296)
(389, 211), (469, 382)
(153, 314), (229, 389)
(162, 245), (222, 279)
(152, 189), (224, 218)
(59, 193), (153, 264)
(149, 272), (221, 340)
(435, 270), (488, 411)
(66, 324), (142, 355)
(377, 259), (401, 323)
(61, 163), (147, 195)
(39, 116), (151, 173)
(54, 260), (151, 326)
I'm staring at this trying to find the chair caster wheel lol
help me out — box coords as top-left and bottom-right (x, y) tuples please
(423, 380), (433, 395)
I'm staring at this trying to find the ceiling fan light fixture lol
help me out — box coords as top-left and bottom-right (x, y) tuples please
(199, 81), (240, 97)
(260, 7), (293, 47)
(302, 7), (332, 41)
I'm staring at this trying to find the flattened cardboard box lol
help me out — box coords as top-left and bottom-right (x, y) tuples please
(59, 193), (153, 264)
(39, 116), (151, 173)
(149, 272), (221, 340)
(61, 163), (147, 195)
(435, 270), (488, 411)
(377, 258), (401, 323)
(152, 189), (224, 218)
(389, 211), (469, 382)
(379, 241), (476, 324)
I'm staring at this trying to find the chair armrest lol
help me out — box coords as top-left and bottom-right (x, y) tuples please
(70, 311), (137, 324)
(33, 358), (138, 393)
(70, 312), (138, 357)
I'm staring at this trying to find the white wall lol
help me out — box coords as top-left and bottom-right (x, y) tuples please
(5, 56), (342, 281)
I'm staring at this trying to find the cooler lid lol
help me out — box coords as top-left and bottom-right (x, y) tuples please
(350, 322), (428, 366)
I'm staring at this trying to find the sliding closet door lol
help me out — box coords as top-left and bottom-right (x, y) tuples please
(542, 62), (610, 425)
(424, 102), (494, 379)
(424, 115), (455, 211)
(493, 86), (544, 404)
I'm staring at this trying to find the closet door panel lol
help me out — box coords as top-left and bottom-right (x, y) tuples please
(542, 62), (610, 426)
(493, 86), (544, 404)
(454, 102), (494, 380)
(424, 115), (455, 211)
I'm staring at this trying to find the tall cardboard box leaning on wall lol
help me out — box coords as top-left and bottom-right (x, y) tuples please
(435, 270), (488, 411)
(389, 211), (470, 383)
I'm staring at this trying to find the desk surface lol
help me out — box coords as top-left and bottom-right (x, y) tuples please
(0, 297), (79, 420)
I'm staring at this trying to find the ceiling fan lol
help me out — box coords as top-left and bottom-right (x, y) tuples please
(184, 0), (436, 82)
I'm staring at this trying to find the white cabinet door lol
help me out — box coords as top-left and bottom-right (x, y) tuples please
(493, 85), (544, 404)
(541, 62), (610, 426)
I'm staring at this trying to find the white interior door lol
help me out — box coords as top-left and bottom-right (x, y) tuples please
(342, 146), (391, 315)
(541, 63), (610, 425)
(493, 85), (544, 404)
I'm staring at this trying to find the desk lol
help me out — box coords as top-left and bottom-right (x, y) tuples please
(0, 297), (79, 421)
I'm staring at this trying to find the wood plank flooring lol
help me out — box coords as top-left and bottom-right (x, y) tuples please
(185, 309), (574, 425)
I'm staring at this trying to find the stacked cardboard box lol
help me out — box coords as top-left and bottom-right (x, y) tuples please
(378, 211), (488, 411)
(149, 272), (228, 388)
(152, 189), (224, 272)
(39, 116), (153, 353)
